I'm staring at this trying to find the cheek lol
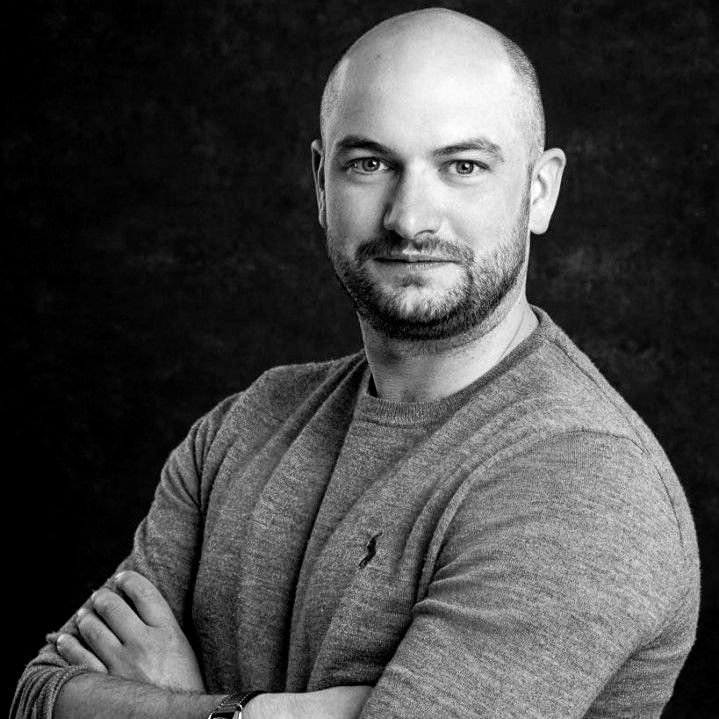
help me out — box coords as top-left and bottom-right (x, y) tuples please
(445, 165), (529, 248)
(325, 181), (388, 236)
(445, 196), (510, 251)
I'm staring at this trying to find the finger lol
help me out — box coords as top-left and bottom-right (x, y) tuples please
(55, 633), (108, 673)
(114, 571), (175, 627)
(90, 587), (144, 641)
(75, 607), (122, 666)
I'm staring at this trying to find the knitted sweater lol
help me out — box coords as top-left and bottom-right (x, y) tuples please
(12, 308), (699, 718)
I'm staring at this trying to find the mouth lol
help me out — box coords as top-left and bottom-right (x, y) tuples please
(372, 254), (456, 265)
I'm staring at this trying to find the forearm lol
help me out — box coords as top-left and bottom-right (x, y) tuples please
(54, 671), (222, 719)
(55, 673), (369, 719)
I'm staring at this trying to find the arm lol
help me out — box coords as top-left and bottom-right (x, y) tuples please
(357, 433), (693, 718)
(54, 674), (370, 719)
(54, 641), (369, 719)
(55, 570), (372, 719)
(52, 571), (215, 719)
(55, 674), (220, 719)
(11, 398), (230, 719)
(13, 388), (371, 719)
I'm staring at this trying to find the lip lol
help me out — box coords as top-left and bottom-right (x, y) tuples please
(372, 255), (455, 264)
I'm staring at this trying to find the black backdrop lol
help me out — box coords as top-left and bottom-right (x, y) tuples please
(4, 0), (717, 715)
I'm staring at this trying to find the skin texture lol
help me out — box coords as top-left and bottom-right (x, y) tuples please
(55, 8), (565, 718)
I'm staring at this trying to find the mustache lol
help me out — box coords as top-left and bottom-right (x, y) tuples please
(355, 232), (473, 264)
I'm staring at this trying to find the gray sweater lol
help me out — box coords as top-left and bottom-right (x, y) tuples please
(13, 308), (699, 718)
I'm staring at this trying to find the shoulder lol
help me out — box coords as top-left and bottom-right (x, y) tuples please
(484, 430), (682, 534)
(453, 430), (680, 544)
(183, 350), (365, 452)
(243, 351), (366, 420)
(518, 310), (697, 557)
(522, 309), (663, 448)
(485, 310), (686, 514)
(444, 429), (698, 637)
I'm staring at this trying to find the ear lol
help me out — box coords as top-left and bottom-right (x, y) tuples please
(311, 139), (327, 229)
(528, 148), (566, 235)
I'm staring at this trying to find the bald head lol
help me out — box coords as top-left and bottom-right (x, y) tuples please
(320, 8), (545, 161)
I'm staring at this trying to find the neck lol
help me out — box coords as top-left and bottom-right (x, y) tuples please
(360, 294), (537, 403)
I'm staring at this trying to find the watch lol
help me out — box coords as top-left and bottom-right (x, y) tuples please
(206, 690), (266, 719)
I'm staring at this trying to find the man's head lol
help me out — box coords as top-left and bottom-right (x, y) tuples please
(320, 11), (546, 164)
(312, 8), (565, 341)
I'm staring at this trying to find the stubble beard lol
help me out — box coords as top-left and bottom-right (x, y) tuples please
(326, 195), (530, 342)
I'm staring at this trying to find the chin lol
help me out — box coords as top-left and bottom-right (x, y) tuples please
(360, 270), (522, 342)
(387, 289), (443, 318)
(360, 295), (479, 341)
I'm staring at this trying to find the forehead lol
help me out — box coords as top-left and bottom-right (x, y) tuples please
(326, 41), (526, 161)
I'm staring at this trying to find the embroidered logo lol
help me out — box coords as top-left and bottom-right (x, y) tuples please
(359, 532), (383, 568)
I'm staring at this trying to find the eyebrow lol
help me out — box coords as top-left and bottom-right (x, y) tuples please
(335, 135), (393, 156)
(433, 138), (505, 163)
(334, 134), (505, 163)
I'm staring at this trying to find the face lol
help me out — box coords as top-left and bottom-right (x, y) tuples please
(315, 48), (536, 341)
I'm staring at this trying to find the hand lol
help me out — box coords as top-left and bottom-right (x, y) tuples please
(246, 685), (373, 719)
(299, 686), (372, 719)
(55, 570), (205, 692)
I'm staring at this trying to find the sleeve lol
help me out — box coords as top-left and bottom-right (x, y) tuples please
(358, 432), (695, 719)
(10, 393), (239, 719)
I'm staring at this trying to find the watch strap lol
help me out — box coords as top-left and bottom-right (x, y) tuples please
(207, 690), (266, 719)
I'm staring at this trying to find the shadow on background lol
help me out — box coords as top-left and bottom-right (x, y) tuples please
(4, 0), (717, 715)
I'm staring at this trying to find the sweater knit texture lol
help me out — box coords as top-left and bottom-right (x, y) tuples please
(12, 308), (700, 718)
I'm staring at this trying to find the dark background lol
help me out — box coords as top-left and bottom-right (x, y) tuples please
(4, 0), (717, 715)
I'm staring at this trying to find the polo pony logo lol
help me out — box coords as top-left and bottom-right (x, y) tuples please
(359, 532), (383, 568)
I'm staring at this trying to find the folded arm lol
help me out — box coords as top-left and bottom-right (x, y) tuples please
(54, 570), (370, 719)
(11, 396), (370, 719)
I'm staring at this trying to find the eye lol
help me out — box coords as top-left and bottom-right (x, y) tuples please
(447, 160), (487, 176)
(346, 157), (389, 174)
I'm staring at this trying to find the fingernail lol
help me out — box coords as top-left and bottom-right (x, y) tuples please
(76, 607), (87, 622)
(113, 572), (125, 584)
(56, 634), (65, 646)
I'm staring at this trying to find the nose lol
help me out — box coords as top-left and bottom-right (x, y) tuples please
(382, 169), (442, 239)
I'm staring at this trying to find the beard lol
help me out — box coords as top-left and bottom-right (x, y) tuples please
(325, 192), (530, 341)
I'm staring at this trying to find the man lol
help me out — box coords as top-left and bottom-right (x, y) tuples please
(13, 8), (699, 719)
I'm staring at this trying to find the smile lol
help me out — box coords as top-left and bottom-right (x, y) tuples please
(372, 255), (455, 264)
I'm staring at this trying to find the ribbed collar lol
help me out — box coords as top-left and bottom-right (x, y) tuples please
(352, 306), (552, 426)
